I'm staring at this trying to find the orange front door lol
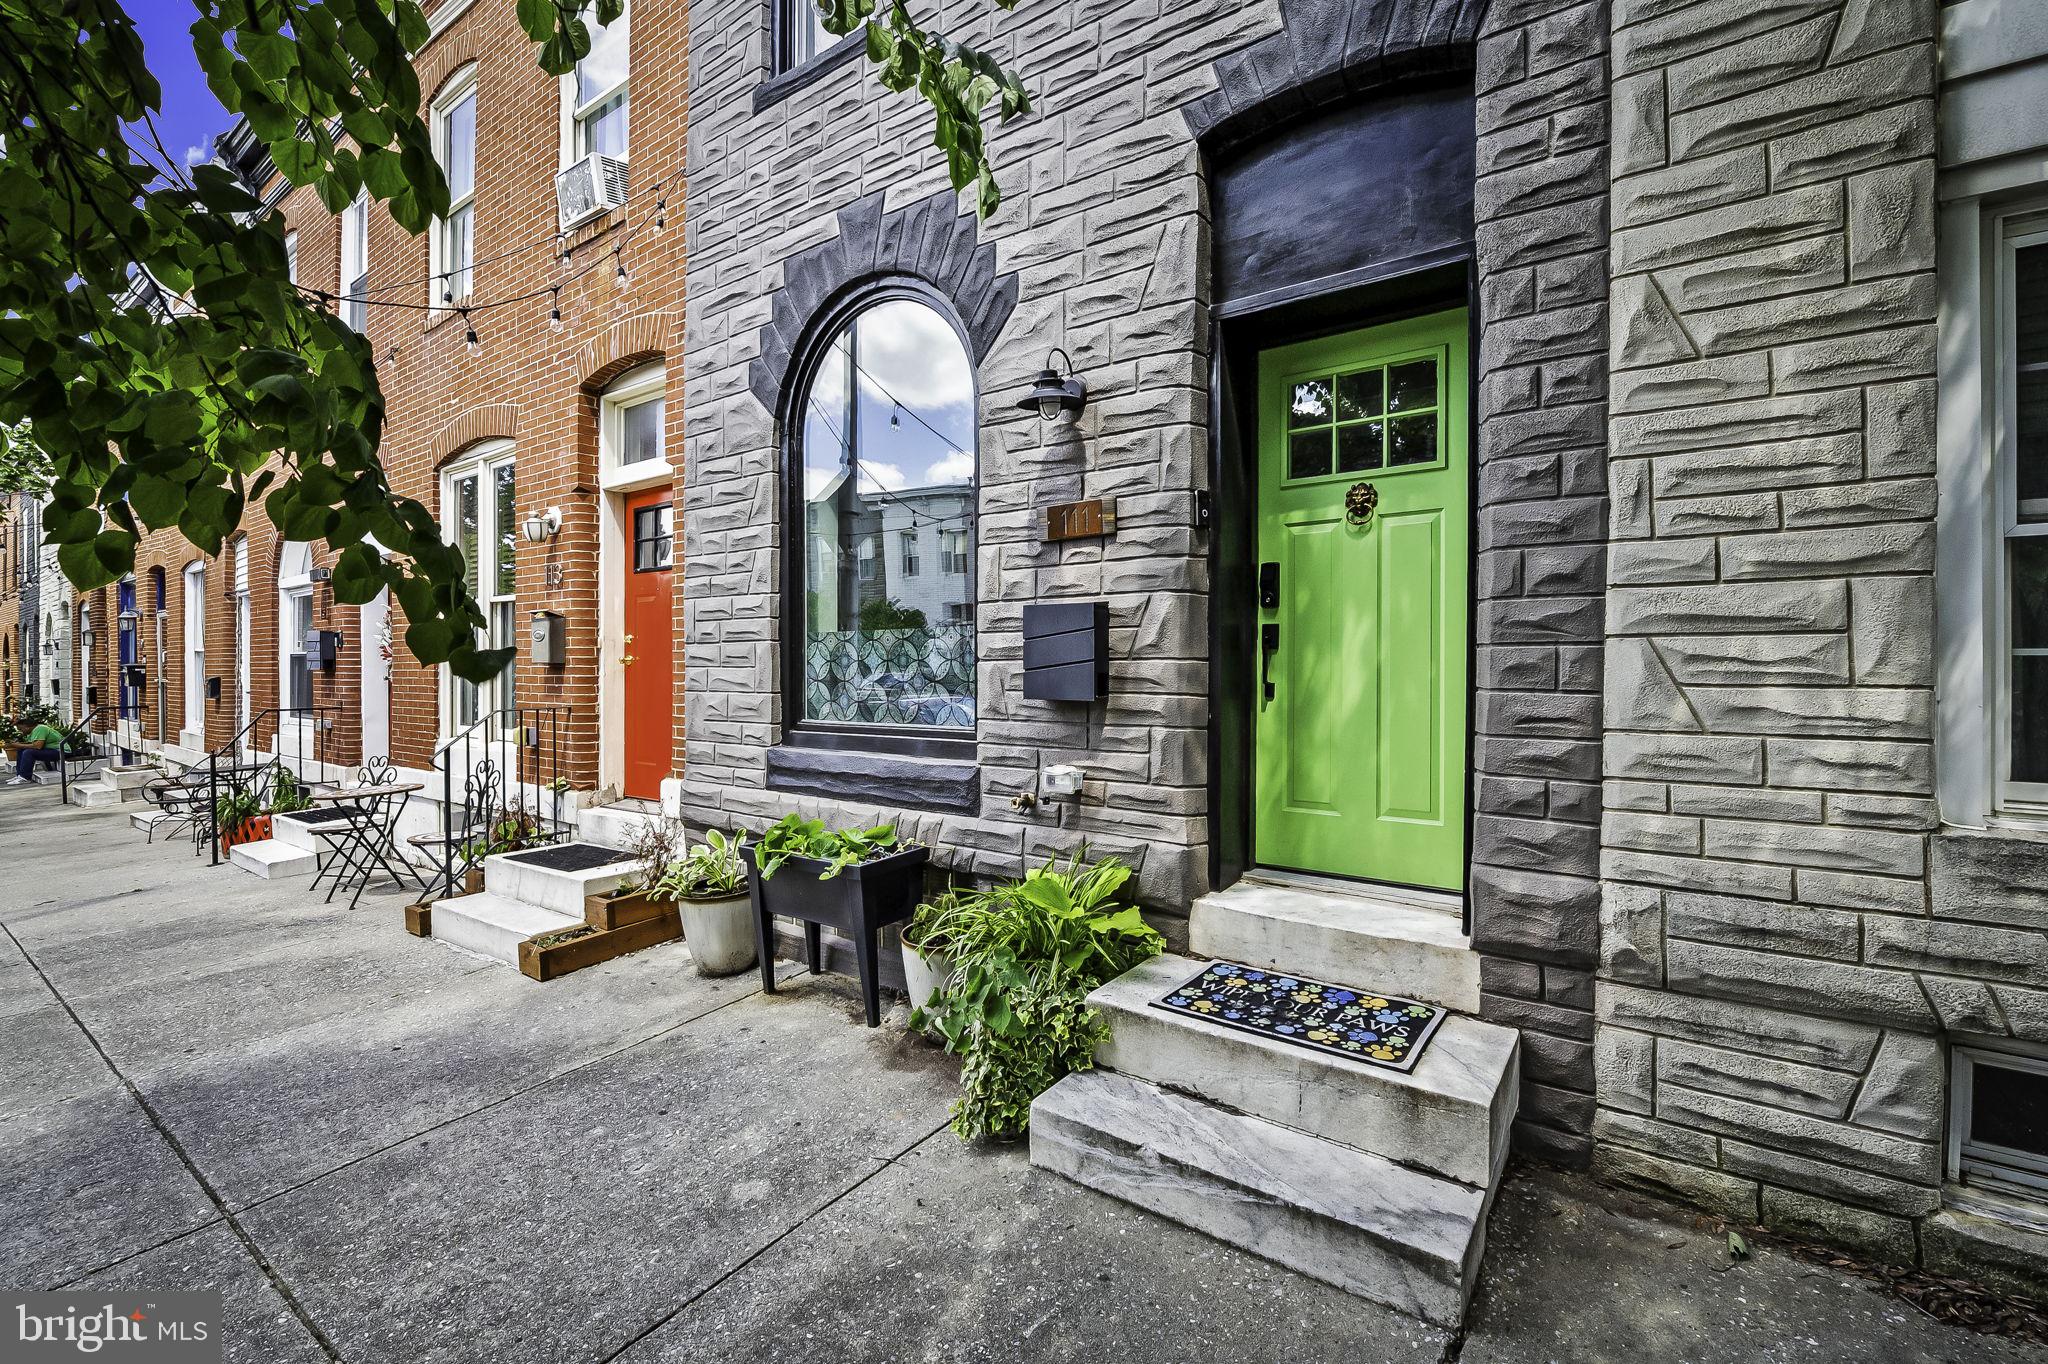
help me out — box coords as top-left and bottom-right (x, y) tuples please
(621, 487), (675, 801)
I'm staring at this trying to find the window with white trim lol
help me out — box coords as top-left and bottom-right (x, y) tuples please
(284, 229), (298, 286)
(1998, 210), (2048, 809)
(565, 3), (629, 162)
(278, 541), (315, 714)
(1952, 1041), (2048, 1198)
(777, 0), (835, 72)
(599, 363), (664, 487)
(442, 441), (516, 732)
(182, 561), (205, 737)
(340, 194), (369, 332)
(431, 68), (477, 308)
(899, 529), (918, 577)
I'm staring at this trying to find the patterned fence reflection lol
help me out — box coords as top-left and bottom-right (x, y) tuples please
(804, 625), (975, 728)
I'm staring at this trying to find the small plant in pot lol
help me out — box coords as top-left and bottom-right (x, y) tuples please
(653, 830), (756, 977)
(214, 785), (268, 852)
(901, 889), (965, 1024)
(265, 765), (314, 815)
(743, 814), (930, 1027)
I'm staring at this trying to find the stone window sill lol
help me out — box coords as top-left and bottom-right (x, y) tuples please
(765, 743), (978, 814)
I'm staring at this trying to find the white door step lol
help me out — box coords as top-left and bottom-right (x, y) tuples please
(1191, 877), (1480, 1014)
(1090, 954), (1518, 1187)
(484, 842), (638, 915)
(130, 809), (175, 834)
(70, 783), (137, 808)
(271, 807), (361, 853)
(577, 801), (665, 850)
(226, 838), (321, 880)
(105, 765), (157, 792)
(1031, 1069), (1489, 1328)
(430, 892), (580, 965)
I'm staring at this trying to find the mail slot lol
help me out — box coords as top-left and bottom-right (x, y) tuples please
(1020, 601), (1108, 703)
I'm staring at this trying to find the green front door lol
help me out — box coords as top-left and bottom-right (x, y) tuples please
(1254, 310), (1469, 891)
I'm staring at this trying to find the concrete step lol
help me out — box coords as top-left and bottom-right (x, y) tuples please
(226, 838), (320, 880)
(431, 892), (580, 965)
(71, 783), (137, 808)
(105, 765), (157, 792)
(271, 807), (363, 853)
(577, 801), (665, 850)
(130, 810), (176, 834)
(1191, 876), (1480, 1013)
(1091, 954), (1518, 1187)
(484, 841), (638, 915)
(1031, 1069), (1491, 1328)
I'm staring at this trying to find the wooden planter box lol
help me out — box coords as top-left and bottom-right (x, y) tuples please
(403, 903), (433, 937)
(517, 906), (681, 981)
(741, 842), (930, 1027)
(584, 885), (665, 931)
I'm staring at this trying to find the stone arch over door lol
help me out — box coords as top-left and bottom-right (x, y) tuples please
(745, 188), (1019, 419)
(1195, 0), (1610, 1167)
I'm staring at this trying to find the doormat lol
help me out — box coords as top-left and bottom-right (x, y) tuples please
(502, 841), (630, 872)
(1151, 959), (1447, 1074)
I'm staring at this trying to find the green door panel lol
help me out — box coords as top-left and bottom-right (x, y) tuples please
(1254, 309), (1469, 891)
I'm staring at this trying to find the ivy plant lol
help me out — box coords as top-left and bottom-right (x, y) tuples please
(0, 0), (1025, 684)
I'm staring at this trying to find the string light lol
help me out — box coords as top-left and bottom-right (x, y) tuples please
(613, 244), (629, 287)
(461, 307), (478, 353)
(548, 286), (563, 333)
(652, 198), (666, 235)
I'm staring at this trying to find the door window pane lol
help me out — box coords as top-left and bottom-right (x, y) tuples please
(1387, 358), (1437, 413)
(796, 297), (976, 730)
(454, 474), (479, 596)
(1390, 413), (1438, 467)
(634, 503), (673, 572)
(494, 462), (517, 598)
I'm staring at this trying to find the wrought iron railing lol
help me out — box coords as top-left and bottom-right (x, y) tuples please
(418, 705), (573, 903)
(202, 706), (337, 865)
(52, 706), (105, 805)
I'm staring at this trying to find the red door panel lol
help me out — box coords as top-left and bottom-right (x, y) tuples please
(622, 487), (675, 801)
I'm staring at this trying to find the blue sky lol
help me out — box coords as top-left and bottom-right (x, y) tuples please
(130, 8), (235, 174)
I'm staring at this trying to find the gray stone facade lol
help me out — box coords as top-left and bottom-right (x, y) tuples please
(681, 0), (2048, 1281)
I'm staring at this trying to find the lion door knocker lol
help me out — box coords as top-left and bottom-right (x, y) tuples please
(1345, 481), (1378, 528)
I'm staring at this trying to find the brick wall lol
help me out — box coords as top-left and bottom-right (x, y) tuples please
(1594, 0), (1946, 1258)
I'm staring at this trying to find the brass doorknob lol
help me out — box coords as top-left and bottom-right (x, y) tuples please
(622, 654), (636, 666)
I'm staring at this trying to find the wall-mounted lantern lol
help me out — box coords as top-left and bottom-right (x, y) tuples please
(1017, 348), (1087, 422)
(521, 506), (564, 543)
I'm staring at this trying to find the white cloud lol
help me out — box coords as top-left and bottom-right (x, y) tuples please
(853, 299), (974, 416)
(183, 144), (211, 169)
(924, 450), (974, 485)
(856, 460), (907, 494)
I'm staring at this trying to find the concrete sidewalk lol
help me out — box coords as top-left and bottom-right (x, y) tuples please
(0, 785), (2037, 1363)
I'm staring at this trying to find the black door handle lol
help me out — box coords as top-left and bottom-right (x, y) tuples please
(1261, 623), (1280, 701)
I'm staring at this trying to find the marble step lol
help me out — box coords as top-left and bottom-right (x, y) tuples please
(1190, 876), (1478, 1013)
(271, 807), (364, 853)
(430, 892), (580, 965)
(577, 801), (666, 851)
(1031, 1069), (1490, 1328)
(130, 810), (178, 835)
(70, 783), (138, 808)
(484, 842), (638, 915)
(226, 838), (321, 880)
(105, 765), (158, 792)
(1091, 954), (1518, 1187)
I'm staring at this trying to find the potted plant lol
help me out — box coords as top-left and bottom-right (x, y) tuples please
(214, 785), (268, 852)
(265, 765), (314, 814)
(742, 814), (929, 1026)
(901, 888), (964, 1020)
(916, 849), (1163, 1141)
(653, 829), (756, 976)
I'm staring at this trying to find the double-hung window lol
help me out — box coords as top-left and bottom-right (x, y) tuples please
(443, 441), (517, 732)
(340, 194), (369, 332)
(777, 0), (836, 72)
(182, 562), (205, 738)
(900, 530), (919, 577)
(1996, 210), (2048, 809)
(278, 542), (316, 715)
(283, 229), (298, 286)
(432, 69), (478, 308)
(568, 4), (630, 161)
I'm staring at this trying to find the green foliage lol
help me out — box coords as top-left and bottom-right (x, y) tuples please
(858, 596), (928, 633)
(752, 813), (902, 881)
(818, 0), (1030, 217)
(264, 764), (312, 813)
(623, 814), (690, 892)
(904, 886), (965, 953)
(214, 784), (263, 828)
(652, 828), (748, 901)
(459, 809), (545, 861)
(913, 851), (1163, 1141)
(0, 703), (57, 745)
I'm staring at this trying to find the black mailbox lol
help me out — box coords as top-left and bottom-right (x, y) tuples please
(121, 664), (146, 689)
(206, 675), (221, 700)
(306, 629), (342, 671)
(1021, 601), (1109, 703)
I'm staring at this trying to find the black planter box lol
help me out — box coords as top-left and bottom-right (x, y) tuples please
(742, 841), (930, 1027)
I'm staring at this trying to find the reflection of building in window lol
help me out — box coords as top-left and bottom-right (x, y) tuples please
(899, 530), (919, 577)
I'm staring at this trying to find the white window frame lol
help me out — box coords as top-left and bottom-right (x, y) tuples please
(1951, 1040), (2048, 1197)
(440, 439), (517, 737)
(900, 529), (918, 577)
(559, 2), (630, 167)
(278, 541), (316, 718)
(1995, 213), (2048, 812)
(233, 536), (251, 740)
(284, 229), (298, 286)
(598, 362), (667, 491)
(181, 562), (205, 741)
(340, 193), (369, 332)
(778, 0), (836, 73)
(429, 66), (478, 311)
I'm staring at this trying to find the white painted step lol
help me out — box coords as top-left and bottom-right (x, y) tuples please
(1091, 954), (1518, 1187)
(1191, 876), (1480, 1013)
(271, 808), (360, 853)
(577, 801), (665, 850)
(1031, 1069), (1491, 1328)
(431, 892), (580, 965)
(131, 809), (180, 835)
(484, 842), (637, 915)
(227, 838), (321, 880)
(105, 765), (157, 792)
(70, 783), (135, 808)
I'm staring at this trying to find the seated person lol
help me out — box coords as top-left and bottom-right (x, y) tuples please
(8, 719), (72, 784)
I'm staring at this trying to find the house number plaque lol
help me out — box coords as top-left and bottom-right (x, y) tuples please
(1042, 497), (1117, 543)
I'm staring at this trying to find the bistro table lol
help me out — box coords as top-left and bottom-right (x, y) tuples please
(303, 779), (424, 909)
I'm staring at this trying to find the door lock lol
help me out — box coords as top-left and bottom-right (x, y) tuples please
(1260, 623), (1280, 701)
(1259, 562), (1280, 610)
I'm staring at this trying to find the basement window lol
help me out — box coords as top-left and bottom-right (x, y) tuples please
(1951, 1042), (2048, 1197)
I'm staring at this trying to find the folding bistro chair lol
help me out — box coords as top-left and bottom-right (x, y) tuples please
(312, 759), (424, 910)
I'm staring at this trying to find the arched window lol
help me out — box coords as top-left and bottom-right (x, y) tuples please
(790, 293), (977, 733)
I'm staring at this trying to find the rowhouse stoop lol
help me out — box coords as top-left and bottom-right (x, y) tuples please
(427, 841), (642, 969)
(1031, 884), (1517, 1328)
